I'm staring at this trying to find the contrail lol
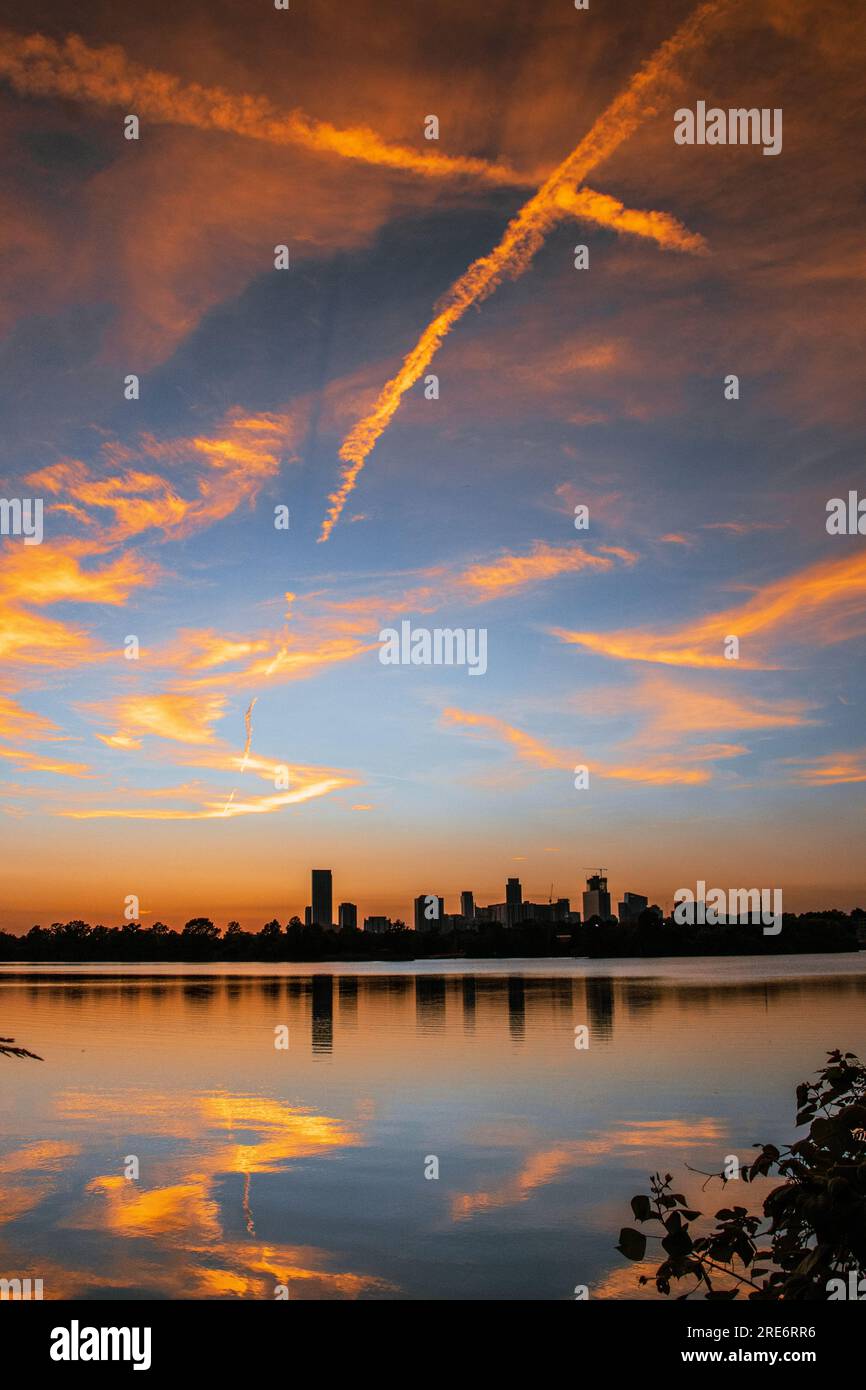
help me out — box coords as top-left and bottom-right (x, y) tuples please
(319, 0), (735, 541)
(221, 696), (257, 816)
(240, 697), (257, 772)
(0, 28), (704, 244)
(0, 28), (533, 188)
(553, 186), (707, 255)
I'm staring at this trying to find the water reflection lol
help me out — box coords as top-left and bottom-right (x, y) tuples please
(0, 959), (863, 1299)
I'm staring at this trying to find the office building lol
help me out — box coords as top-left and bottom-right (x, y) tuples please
(460, 890), (475, 921)
(364, 915), (390, 934)
(583, 872), (612, 922)
(415, 894), (445, 931)
(338, 902), (358, 930)
(618, 892), (648, 923)
(311, 868), (333, 927)
(506, 877), (523, 926)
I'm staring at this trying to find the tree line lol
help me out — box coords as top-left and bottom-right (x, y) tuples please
(0, 910), (860, 961)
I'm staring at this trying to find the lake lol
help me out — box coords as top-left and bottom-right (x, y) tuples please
(1, 955), (864, 1300)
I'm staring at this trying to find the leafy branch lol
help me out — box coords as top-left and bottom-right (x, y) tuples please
(617, 1050), (866, 1299)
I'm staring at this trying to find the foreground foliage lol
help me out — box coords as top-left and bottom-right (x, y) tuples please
(618, 1050), (866, 1298)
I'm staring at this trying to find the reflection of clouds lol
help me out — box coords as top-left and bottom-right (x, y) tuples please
(451, 1118), (725, 1220)
(85, 1177), (223, 1241)
(0, 1086), (393, 1299)
(0, 1140), (80, 1224)
(590, 1261), (662, 1301)
(0, 1234), (394, 1301)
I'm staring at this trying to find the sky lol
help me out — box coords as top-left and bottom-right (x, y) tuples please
(0, 0), (864, 930)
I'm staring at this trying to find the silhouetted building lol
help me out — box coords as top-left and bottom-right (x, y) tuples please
(522, 898), (572, 923)
(415, 894), (445, 931)
(618, 892), (648, 923)
(338, 902), (357, 930)
(460, 890), (475, 921)
(304, 905), (312, 927)
(363, 915), (390, 934)
(506, 877), (522, 925)
(583, 873), (612, 921)
(311, 869), (333, 927)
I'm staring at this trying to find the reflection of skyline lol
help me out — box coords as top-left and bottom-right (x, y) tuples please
(311, 973), (333, 1054)
(1, 961), (865, 1299)
(5, 966), (866, 1053)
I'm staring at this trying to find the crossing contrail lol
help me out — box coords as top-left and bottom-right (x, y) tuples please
(319, 0), (736, 541)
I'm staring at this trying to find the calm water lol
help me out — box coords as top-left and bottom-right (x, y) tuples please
(1, 954), (864, 1300)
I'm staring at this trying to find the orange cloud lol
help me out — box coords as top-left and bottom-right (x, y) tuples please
(552, 550), (866, 669)
(624, 672), (817, 738)
(441, 707), (711, 785)
(165, 630), (274, 672)
(457, 541), (636, 602)
(0, 537), (156, 673)
(0, 693), (62, 742)
(91, 693), (229, 746)
(442, 707), (564, 770)
(0, 602), (107, 668)
(0, 745), (92, 778)
(60, 778), (357, 820)
(784, 750), (866, 787)
(0, 540), (158, 607)
(0, 407), (299, 694)
(29, 409), (298, 546)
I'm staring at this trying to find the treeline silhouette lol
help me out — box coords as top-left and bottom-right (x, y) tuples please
(0, 910), (860, 962)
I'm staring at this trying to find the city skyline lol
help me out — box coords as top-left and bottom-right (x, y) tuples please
(0, 0), (864, 932)
(11, 859), (862, 936)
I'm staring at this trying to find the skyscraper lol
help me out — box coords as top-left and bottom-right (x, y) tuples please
(506, 876), (522, 926)
(460, 890), (475, 922)
(415, 894), (445, 931)
(583, 873), (612, 922)
(311, 869), (333, 927)
(338, 902), (357, 930)
(618, 892), (648, 923)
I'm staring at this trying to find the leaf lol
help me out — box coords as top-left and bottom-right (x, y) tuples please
(617, 1227), (647, 1262)
(810, 1117), (838, 1144)
(662, 1227), (693, 1258)
(630, 1195), (652, 1222)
